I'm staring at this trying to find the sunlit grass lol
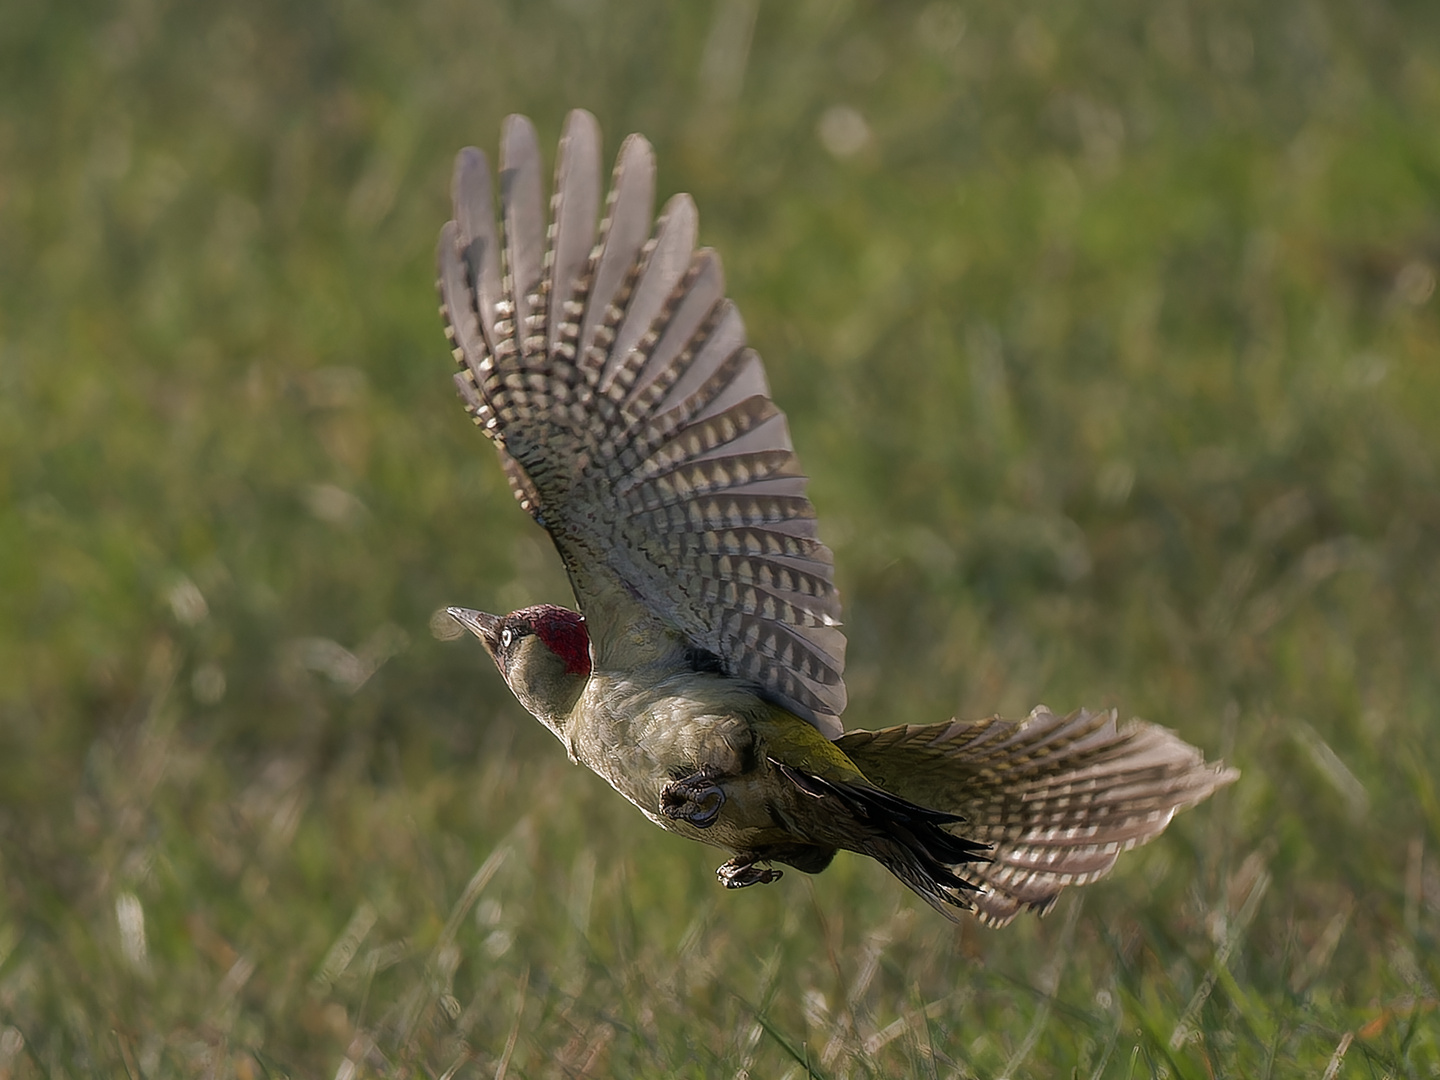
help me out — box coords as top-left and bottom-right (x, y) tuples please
(3, 0), (1440, 1075)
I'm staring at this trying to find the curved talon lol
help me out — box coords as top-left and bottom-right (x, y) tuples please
(717, 857), (783, 889)
(660, 773), (725, 828)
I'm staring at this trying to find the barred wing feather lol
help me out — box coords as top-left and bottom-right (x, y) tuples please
(837, 706), (1237, 925)
(438, 110), (847, 732)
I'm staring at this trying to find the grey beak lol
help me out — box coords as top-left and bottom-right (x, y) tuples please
(446, 607), (503, 657)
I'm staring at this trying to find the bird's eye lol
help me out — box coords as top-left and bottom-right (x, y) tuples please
(501, 627), (513, 649)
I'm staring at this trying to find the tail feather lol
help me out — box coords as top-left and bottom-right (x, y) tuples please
(837, 707), (1236, 926)
(771, 759), (990, 917)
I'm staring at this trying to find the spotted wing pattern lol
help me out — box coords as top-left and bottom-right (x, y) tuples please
(837, 706), (1237, 925)
(438, 111), (847, 731)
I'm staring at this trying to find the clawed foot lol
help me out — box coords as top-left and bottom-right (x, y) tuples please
(717, 856), (783, 889)
(659, 770), (725, 828)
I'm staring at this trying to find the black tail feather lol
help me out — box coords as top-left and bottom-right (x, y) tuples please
(770, 758), (990, 917)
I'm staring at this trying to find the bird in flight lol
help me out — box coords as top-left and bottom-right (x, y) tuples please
(437, 111), (1236, 924)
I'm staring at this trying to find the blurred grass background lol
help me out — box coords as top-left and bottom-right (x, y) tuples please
(3, 0), (1440, 1075)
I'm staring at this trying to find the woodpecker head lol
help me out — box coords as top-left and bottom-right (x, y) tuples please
(447, 604), (591, 734)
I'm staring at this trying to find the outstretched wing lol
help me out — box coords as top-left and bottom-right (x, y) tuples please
(837, 707), (1237, 925)
(438, 111), (847, 732)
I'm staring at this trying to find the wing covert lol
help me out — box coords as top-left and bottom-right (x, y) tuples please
(437, 110), (847, 732)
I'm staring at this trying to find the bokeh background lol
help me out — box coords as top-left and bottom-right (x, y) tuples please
(3, 0), (1439, 1075)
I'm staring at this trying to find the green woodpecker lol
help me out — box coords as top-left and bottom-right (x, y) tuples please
(437, 112), (1236, 924)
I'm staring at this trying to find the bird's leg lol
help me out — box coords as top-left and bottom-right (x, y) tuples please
(659, 766), (726, 828)
(716, 842), (834, 888)
(716, 855), (783, 889)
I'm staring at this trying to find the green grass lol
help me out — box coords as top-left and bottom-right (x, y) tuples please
(3, 0), (1440, 1075)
